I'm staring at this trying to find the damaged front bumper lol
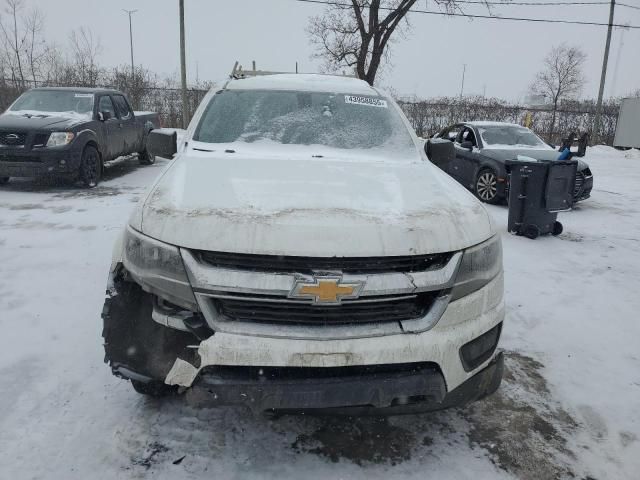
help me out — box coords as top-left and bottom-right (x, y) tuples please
(103, 259), (504, 413)
(184, 352), (504, 414)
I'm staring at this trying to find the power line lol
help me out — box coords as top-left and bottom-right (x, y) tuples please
(456, 0), (640, 11)
(293, 0), (640, 28)
(617, 2), (640, 10)
(455, 1), (609, 5)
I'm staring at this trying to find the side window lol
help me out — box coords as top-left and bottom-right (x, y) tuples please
(98, 95), (116, 118)
(444, 125), (462, 142)
(113, 95), (132, 120)
(461, 127), (477, 147)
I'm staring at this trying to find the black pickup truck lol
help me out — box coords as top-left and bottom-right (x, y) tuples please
(0, 87), (161, 187)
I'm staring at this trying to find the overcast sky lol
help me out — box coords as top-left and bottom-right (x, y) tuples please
(19, 0), (640, 101)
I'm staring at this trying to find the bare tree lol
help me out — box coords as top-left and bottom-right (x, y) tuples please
(24, 7), (47, 85)
(69, 27), (102, 86)
(0, 0), (29, 86)
(0, 1), (51, 87)
(530, 44), (586, 141)
(307, 1), (484, 85)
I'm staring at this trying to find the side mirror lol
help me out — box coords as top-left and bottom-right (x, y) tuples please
(147, 129), (177, 159)
(425, 138), (455, 169)
(98, 111), (112, 122)
(460, 140), (474, 151)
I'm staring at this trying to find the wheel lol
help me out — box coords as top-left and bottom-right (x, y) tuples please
(79, 145), (101, 188)
(475, 168), (500, 204)
(131, 379), (175, 397)
(138, 147), (156, 165)
(0, 177), (9, 185)
(552, 221), (563, 236)
(523, 224), (540, 239)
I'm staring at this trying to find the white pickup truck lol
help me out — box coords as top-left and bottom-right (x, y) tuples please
(102, 73), (505, 415)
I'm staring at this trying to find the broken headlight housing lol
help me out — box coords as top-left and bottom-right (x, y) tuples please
(451, 235), (502, 301)
(122, 225), (197, 310)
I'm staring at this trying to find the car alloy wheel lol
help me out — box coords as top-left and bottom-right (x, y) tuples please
(476, 171), (498, 202)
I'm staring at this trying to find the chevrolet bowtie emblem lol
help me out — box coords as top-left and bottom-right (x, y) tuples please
(289, 276), (364, 305)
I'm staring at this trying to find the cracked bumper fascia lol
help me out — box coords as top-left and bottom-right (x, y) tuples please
(164, 272), (505, 392)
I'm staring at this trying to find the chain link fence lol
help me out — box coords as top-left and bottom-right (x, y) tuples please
(1, 79), (621, 144)
(0, 77), (209, 128)
(399, 97), (620, 146)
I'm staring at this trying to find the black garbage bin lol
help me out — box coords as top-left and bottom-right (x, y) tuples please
(506, 160), (577, 239)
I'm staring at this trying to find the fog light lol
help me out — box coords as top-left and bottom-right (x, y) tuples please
(59, 159), (66, 165)
(460, 323), (502, 372)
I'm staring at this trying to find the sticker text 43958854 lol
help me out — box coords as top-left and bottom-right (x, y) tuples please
(344, 95), (388, 108)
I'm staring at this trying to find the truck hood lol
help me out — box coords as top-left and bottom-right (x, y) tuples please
(0, 112), (87, 130)
(136, 151), (494, 257)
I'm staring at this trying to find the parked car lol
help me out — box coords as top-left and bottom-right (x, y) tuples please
(0, 87), (161, 187)
(102, 73), (505, 415)
(431, 121), (593, 204)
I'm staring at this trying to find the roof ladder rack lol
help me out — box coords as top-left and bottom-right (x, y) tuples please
(230, 61), (357, 79)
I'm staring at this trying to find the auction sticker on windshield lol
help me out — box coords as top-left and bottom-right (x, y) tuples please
(345, 95), (388, 108)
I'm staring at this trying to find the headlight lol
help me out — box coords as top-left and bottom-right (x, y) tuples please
(451, 235), (502, 301)
(46, 132), (75, 147)
(122, 226), (197, 310)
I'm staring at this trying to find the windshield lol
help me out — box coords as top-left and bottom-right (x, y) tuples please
(9, 90), (94, 119)
(193, 89), (416, 160)
(479, 125), (549, 149)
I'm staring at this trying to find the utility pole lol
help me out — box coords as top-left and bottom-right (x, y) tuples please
(179, 0), (188, 129)
(460, 64), (466, 98)
(593, 0), (615, 144)
(122, 9), (137, 79)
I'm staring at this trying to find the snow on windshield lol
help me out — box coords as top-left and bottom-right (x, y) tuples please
(479, 125), (551, 150)
(8, 90), (94, 120)
(193, 90), (417, 161)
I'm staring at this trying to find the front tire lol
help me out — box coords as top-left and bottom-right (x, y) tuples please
(475, 168), (500, 204)
(0, 177), (9, 185)
(138, 148), (156, 165)
(131, 379), (175, 397)
(79, 145), (101, 188)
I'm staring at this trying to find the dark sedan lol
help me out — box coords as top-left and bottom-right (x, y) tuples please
(431, 122), (593, 204)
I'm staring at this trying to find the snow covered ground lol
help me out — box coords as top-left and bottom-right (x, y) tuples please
(0, 147), (638, 479)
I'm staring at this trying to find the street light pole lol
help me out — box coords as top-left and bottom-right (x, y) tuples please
(179, 0), (188, 129)
(122, 9), (138, 79)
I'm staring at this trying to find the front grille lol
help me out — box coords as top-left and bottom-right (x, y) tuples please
(573, 172), (585, 198)
(197, 251), (452, 274)
(213, 292), (437, 325)
(0, 131), (27, 146)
